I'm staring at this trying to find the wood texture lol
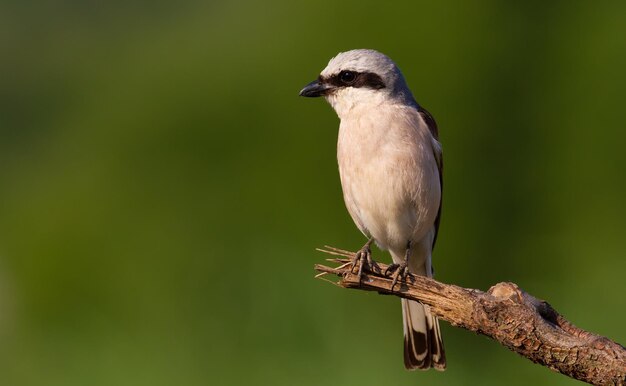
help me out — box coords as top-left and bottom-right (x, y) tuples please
(314, 246), (626, 385)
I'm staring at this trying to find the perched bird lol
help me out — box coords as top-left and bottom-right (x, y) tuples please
(300, 49), (445, 370)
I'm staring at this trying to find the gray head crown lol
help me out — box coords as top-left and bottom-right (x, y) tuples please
(300, 49), (417, 105)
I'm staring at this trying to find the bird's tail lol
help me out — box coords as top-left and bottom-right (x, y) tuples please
(392, 245), (446, 371)
(401, 298), (446, 370)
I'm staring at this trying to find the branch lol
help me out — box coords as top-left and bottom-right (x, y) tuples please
(315, 246), (626, 386)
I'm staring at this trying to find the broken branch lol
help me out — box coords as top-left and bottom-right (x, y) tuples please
(315, 246), (626, 385)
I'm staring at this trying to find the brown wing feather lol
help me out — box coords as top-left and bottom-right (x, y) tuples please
(418, 106), (443, 251)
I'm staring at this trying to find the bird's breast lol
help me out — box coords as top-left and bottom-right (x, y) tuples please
(336, 108), (440, 250)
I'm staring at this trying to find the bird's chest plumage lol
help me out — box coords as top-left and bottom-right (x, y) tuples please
(336, 108), (440, 251)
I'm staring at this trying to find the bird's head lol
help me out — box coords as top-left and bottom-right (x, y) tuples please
(299, 49), (416, 117)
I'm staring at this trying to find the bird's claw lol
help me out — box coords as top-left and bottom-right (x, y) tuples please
(384, 262), (410, 289)
(350, 245), (377, 282)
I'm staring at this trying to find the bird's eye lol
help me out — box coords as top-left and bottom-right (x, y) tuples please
(339, 71), (357, 84)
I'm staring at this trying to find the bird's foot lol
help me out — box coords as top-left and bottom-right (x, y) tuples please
(384, 262), (410, 290)
(350, 241), (378, 282)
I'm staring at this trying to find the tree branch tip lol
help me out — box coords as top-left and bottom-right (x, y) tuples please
(315, 275), (342, 287)
(316, 246), (355, 258)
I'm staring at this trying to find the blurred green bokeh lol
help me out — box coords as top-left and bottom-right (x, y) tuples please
(1, 1), (625, 385)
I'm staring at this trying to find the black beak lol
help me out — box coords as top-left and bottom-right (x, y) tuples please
(299, 79), (333, 97)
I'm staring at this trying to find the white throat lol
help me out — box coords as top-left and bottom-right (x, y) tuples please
(325, 88), (391, 120)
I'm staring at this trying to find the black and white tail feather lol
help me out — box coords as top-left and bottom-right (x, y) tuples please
(402, 299), (446, 370)
(394, 247), (446, 371)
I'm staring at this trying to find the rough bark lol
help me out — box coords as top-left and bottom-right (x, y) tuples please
(314, 246), (626, 386)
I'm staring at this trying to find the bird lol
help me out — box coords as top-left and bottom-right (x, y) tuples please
(299, 49), (445, 371)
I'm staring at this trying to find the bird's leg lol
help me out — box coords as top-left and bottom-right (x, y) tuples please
(384, 241), (412, 289)
(350, 238), (376, 282)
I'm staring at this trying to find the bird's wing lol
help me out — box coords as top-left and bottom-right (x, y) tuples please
(418, 106), (443, 250)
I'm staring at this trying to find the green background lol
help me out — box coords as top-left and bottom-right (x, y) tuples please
(1, 1), (625, 385)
